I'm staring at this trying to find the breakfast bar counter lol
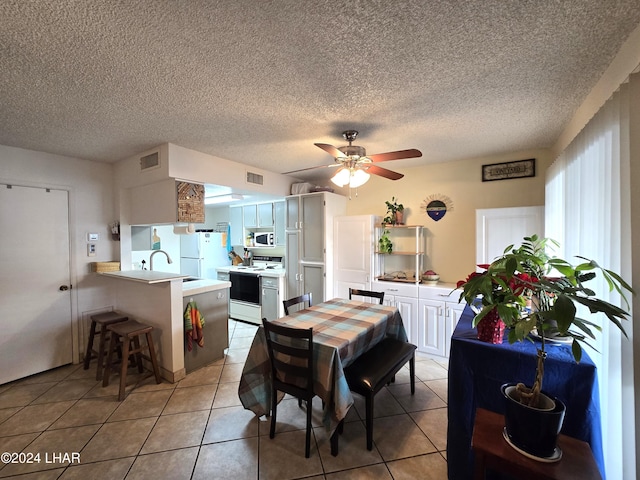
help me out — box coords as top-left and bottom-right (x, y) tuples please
(100, 271), (231, 382)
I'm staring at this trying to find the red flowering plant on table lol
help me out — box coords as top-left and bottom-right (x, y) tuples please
(456, 265), (537, 334)
(456, 235), (634, 408)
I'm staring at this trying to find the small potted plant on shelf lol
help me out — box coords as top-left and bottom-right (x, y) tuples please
(383, 197), (404, 225)
(456, 235), (634, 459)
(378, 228), (393, 253)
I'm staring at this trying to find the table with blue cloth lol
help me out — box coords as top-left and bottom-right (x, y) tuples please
(447, 306), (604, 479)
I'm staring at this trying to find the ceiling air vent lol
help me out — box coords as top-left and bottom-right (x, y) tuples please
(140, 152), (160, 171)
(246, 171), (264, 185)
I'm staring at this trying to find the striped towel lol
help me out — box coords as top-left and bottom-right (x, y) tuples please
(184, 300), (205, 351)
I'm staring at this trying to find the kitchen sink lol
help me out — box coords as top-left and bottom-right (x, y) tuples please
(182, 277), (201, 282)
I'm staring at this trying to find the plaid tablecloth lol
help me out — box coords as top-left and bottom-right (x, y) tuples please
(238, 298), (407, 431)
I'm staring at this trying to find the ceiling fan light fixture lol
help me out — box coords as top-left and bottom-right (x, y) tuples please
(349, 168), (370, 188)
(330, 167), (370, 188)
(330, 167), (351, 187)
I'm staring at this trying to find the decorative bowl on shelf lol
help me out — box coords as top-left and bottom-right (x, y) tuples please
(421, 273), (440, 285)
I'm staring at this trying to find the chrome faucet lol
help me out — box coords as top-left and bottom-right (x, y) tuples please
(149, 250), (173, 270)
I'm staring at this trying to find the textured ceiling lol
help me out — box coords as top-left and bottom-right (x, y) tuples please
(1, 1), (640, 182)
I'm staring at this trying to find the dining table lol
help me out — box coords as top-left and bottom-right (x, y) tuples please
(238, 297), (408, 454)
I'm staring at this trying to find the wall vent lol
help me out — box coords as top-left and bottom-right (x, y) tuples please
(246, 171), (264, 185)
(140, 152), (160, 171)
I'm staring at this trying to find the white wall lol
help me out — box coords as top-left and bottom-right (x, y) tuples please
(0, 144), (118, 361)
(341, 148), (552, 284)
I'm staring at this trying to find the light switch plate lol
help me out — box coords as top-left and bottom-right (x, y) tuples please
(87, 243), (96, 257)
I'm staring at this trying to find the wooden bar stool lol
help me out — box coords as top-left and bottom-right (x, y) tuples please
(83, 311), (129, 380)
(102, 319), (161, 401)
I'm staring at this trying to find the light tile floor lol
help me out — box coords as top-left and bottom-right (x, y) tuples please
(0, 320), (449, 479)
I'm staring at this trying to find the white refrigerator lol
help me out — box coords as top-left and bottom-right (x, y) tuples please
(180, 232), (230, 279)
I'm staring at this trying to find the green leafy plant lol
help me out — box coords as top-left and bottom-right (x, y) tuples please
(382, 197), (404, 225)
(456, 235), (634, 408)
(378, 229), (393, 253)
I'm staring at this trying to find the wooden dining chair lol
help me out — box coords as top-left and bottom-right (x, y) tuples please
(348, 288), (385, 305)
(283, 292), (312, 315)
(262, 318), (315, 458)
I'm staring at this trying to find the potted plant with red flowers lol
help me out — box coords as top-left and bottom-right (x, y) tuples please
(456, 235), (634, 458)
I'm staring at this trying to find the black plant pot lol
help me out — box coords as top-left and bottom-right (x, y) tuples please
(501, 383), (566, 459)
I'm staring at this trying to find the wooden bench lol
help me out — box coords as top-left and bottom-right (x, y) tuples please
(344, 337), (417, 450)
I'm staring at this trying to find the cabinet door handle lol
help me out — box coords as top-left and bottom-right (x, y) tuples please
(300, 274), (303, 282)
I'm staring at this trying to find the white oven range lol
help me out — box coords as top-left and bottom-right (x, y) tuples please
(218, 256), (285, 325)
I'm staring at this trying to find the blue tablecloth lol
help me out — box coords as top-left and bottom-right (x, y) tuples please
(447, 306), (604, 479)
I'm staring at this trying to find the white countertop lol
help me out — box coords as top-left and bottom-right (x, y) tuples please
(182, 278), (231, 296)
(100, 271), (231, 295)
(100, 270), (190, 283)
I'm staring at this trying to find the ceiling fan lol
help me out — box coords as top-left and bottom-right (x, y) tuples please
(284, 130), (422, 188)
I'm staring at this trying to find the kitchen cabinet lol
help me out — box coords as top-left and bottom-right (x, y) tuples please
(183, 288), (229, 373)
(285, 230), (300, 302)
(417, 286), (465, 358)
(274, 201), (285, 246)
(129, 180), (204, 225)
(229, 206), (244, 246)
(230, 201), (282, 248)
(285, 192), (346, 302)
(372, 281), (419, 345)
(258, 202), (274, 227)
(371, 281), (463, 359)
(261, 276), (282, 321)
(301, 263), (325, 308)
(243, 205), (257, 228)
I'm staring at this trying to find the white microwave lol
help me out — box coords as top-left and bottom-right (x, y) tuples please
(254, 232), (274, 247)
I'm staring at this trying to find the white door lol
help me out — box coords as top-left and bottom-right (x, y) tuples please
(476, 206), (544, 265)
(333, 215), (375, 299)
(0, 184), (73, 384)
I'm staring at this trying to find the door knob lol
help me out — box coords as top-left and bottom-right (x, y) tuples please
(59, 285), (69, 291)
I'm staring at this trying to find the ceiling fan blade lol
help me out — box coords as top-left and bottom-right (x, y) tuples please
(368, 149), (422, 163)
(366, 164), (404, 180)
(315, 143), (347, 158)
(283, 163), (341, 175)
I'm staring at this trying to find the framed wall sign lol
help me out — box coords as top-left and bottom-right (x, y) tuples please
(482, 158), (535, 182)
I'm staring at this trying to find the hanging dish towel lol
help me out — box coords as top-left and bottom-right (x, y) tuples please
(184, 300), (205, 351)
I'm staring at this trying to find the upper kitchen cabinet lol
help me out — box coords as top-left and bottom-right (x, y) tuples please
(257, 202), (275, 227)
(286, 193), (346, 262)
(229, 206), (244, 246)
(243, 205), (257, 228)
(229, 201), (285, 248)
(129, 179), (205, 225)
(274, 201), (285, 246)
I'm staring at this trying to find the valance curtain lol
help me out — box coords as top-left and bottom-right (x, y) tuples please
(545, 74), (636, 480)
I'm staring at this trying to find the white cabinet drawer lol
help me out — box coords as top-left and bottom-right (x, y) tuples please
(371, 281), (418, 299)
(419, 283), (459, 301)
